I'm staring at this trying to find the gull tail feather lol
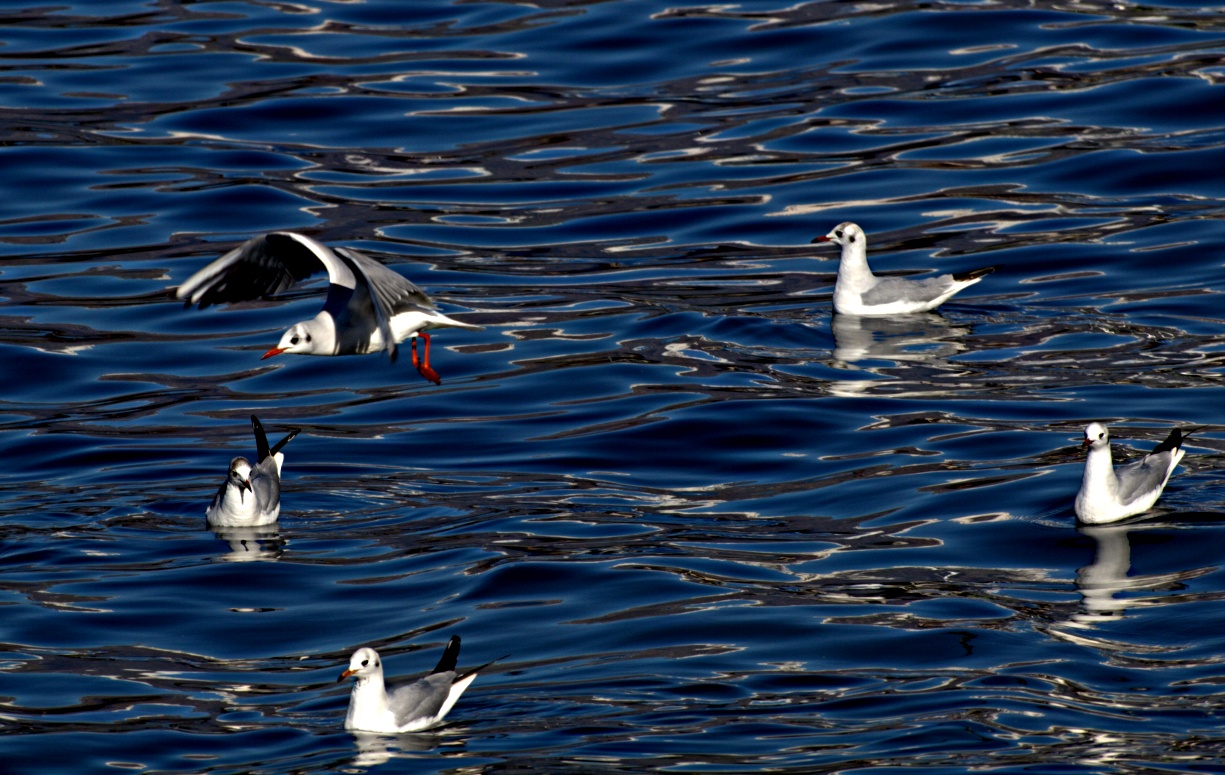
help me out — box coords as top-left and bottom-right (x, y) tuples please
(434, 313), (484, 332)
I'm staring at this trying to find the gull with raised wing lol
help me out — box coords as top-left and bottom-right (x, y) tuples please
(176, 232), (484, 384)
(1075, 422), (1199, 524)
(339, 636), (503, 734)
(813, 222), (997, 316)
(206, 415), (300, 527)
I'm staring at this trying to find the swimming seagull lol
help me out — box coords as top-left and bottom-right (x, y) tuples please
(176, 231), (484, 384)
(339, 636), (504, 734)
(206, 415), (300, 527)
(1075, 422), (1200, 524)
(812, 222), (997, 316)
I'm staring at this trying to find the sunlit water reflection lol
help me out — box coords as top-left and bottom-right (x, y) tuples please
(0, 1), (1222, 773)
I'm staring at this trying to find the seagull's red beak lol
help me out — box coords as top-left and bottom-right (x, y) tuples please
(812, 235), (831, 243)
(1082, 437), (1092, 447)
(338, 668), (355, 682)
(261, 347), (286, 360)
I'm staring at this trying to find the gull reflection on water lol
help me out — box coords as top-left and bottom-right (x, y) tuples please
(1068, 524), (1135, 626)
(210, 523), (284, 562)
(1043, 518), (1212, 654)
(831, 311), (972, 366)
(827, 312), (977, 398)
(349, 729), (448, 768)
(1064, 522), (1192, 630)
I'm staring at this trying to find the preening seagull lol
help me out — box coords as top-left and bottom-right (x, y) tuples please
(1075, 422), (1199, 524)
(206, 415), (300, 527)
(813, 222), (997, 316)
(176, 232), (484, 384)
(339, 636), (504, 734)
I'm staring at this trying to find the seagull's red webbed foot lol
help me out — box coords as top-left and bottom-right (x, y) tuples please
(410, 332), (442, 385)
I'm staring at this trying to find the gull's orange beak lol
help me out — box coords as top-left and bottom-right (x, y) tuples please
(338, 668), (355, 682)
(811, 235), (831, 243)
(261, 347), (286, 360)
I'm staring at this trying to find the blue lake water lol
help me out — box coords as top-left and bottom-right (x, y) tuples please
(1, 0), (1223, 772)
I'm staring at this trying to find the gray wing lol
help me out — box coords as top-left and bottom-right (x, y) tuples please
(1114, 454), (1172, 504)
(176, 232), (353, 308)
(333, 247), (437, 362)
(335, 247), (437, 315)
(250, 458), (282, 513)
(386, 672), (454, 727)
(861, 275), (957, 307)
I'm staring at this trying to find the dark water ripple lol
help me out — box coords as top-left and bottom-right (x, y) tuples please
(1, 0), (1224, 773)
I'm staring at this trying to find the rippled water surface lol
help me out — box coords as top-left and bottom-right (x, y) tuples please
(1, 0), (1224, 772)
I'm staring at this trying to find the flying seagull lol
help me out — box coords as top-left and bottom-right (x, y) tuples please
(176, 232), (484, 384)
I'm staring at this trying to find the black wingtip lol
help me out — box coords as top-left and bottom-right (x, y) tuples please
(953, 265), (999, 283)
(431, 635), (462, 675)
(459, 652), (510, 682)
(270, 428), (301, 456)
(180, 293), (210, 311)
(1150, 426), (1203, 456)
(250, 415), (272, 460)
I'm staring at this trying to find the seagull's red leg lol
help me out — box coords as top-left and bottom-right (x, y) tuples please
(410, 335), (421, 370)
(417, 332), (441, 385)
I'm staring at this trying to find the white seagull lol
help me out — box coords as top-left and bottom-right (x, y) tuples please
(206, 415), (300, 527)
(1075, 422), (1199, 524)
(813, 222), (997, 316)
(176, 231), (484, 384)
(339, 636), (503, 734)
